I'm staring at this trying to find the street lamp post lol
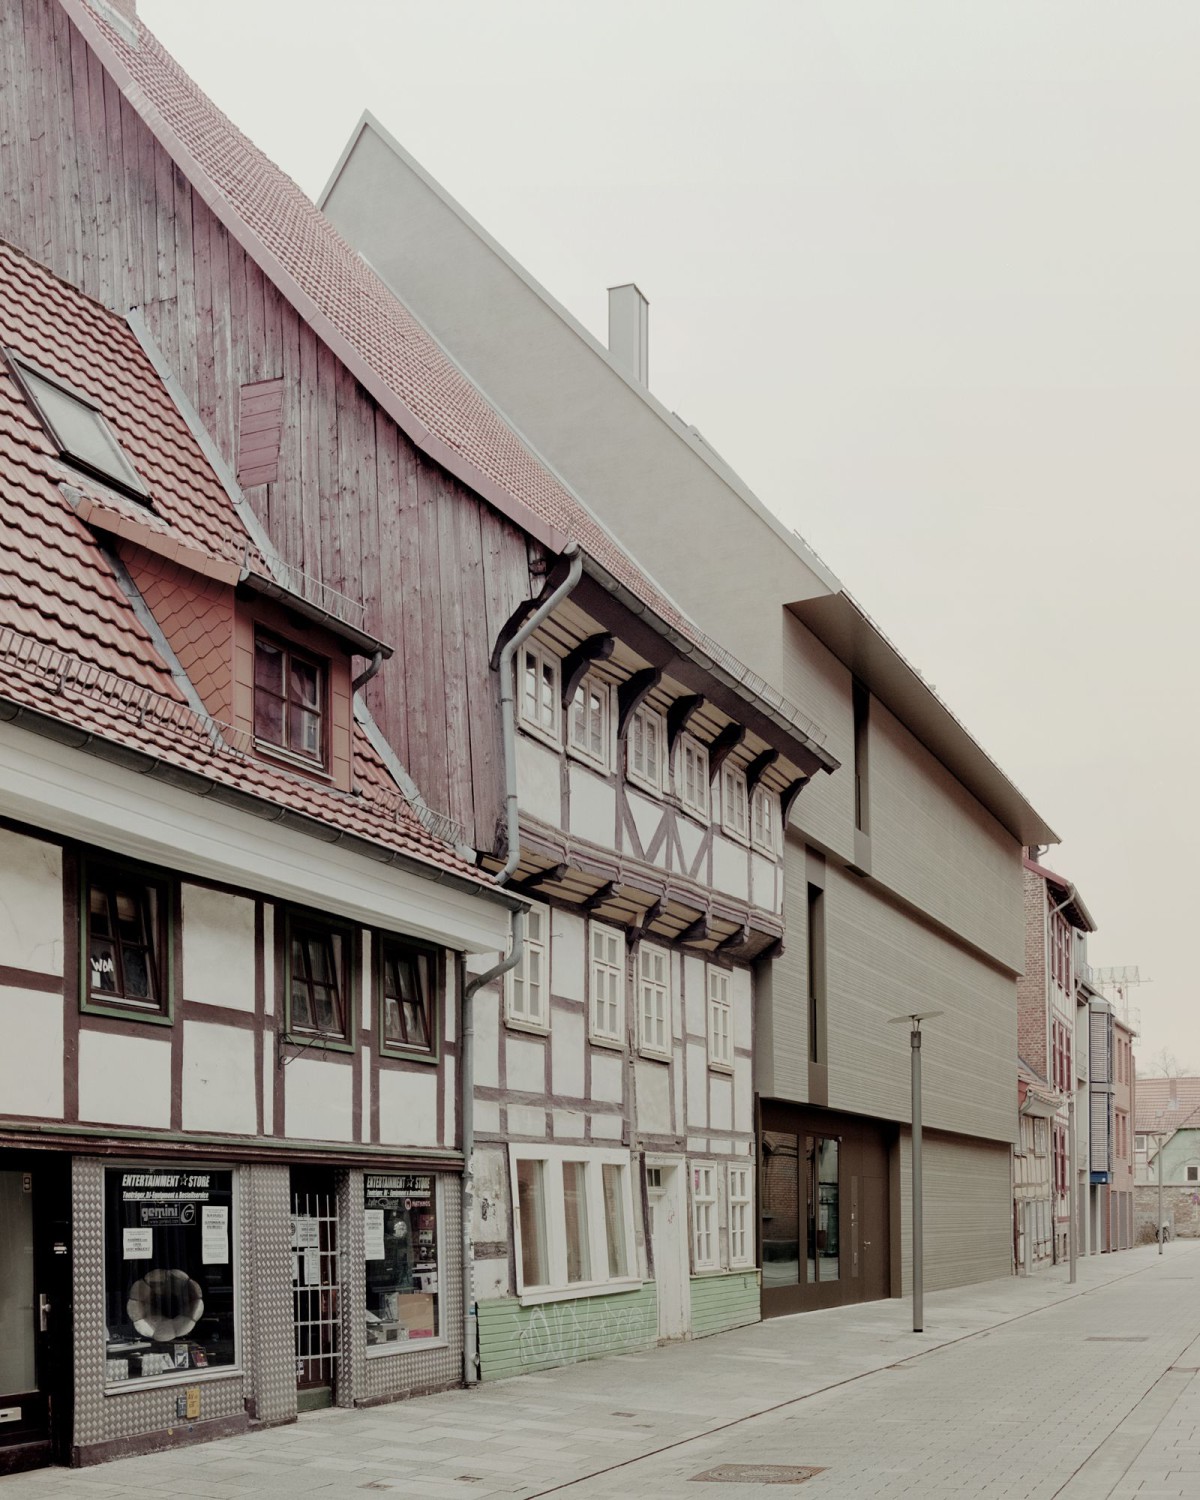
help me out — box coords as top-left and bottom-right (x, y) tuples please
(889, 1010), (944, 1333)
(1156, 1132), (1165, 1255)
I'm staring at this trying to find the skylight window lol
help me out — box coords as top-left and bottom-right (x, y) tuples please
(11, 356), (150, 502)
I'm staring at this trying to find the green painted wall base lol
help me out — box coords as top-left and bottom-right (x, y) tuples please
(689, 1270), (761, 1338)
(477, 1284), (658, 1381)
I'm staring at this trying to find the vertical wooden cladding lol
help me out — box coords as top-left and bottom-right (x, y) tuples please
(0, 0), (535, 847)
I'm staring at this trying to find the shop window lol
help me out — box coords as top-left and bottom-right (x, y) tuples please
(286, 915), (351, 1045)
(363, 1174), (442, 1351)
(808, 1136), (840, 1283)
(103, 1166), (236, 1385)
(637, 943), (670, 1058)
(728, 1165), (753, 1268)
(589, 922), (624, 1044)
(83, 860), (170, 1020)
(12, 356), (151, 502)
(707, 967), (733, 1069)
(378, 937), (437, 1057)
(692, 1164), (717, 1269)
(628, 705), (664, 794)
(569, 674), (610, 770)
(510, 1146), (637, 1299)
(254, 634), (326, 767)
(505, 904), (548, 1031)
(518, 641), (560, 745)
(751, 787), (775, 853)
(722, 765), (748, 840)
(677, 734), (710, 821)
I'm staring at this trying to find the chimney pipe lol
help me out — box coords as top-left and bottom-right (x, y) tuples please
(607, 283), (649, 386)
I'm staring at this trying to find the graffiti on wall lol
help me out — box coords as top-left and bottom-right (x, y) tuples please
(513, 1295), (649, 1369)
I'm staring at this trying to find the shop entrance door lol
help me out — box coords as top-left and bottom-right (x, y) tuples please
(290, 1169), (340, 1411)
(0, 1161), (72, 1475)
(646, 1160), (688, 1341)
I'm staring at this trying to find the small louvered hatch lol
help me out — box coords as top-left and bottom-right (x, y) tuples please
(236, 376), (285, 486)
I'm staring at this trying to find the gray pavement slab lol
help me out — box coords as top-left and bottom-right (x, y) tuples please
(5, 1244), (1200, 1498)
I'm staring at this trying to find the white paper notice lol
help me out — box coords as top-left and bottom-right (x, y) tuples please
(364, 1209), (385, 1260)
(303, 1247), (321, 1285)
(201, 1205), (228, 1265)
(123, 1227), (152, 1260)
(291, 1216), (320, 1249)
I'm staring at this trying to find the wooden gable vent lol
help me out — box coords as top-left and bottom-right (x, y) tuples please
(236, 377), (285, 487)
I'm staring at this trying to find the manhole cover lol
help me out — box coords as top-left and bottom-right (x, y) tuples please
(691, 1465), (825, 1485)
(1086, 1336), (1148, 1343)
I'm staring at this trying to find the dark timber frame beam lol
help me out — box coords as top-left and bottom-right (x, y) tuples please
(718, 923), (751, 956)
(667, 695), (704, 754)
(745, 749), (779, 798)
(510, 863), (569, 898)
(678, 915), (710, 946)
(617, 668), (662, 739)
(583, 881), (617, 912)
(626, 896), (665, 948)
(561, 633), (615, 706)
(781, 776), (809, 825)
(707, 722), (745, 781)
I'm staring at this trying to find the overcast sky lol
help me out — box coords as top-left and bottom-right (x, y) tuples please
(140, 0), (1200, 1071)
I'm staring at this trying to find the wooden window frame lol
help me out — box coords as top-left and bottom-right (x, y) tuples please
(677, 733), (710, 822)
(253, 632), (329, 772)
(567, 673), (611, 772)
(751, 786), (776, 854)
(517, 641), (561, 748)
(377, 934), (441, 1061)
(508, 1144), (639, 1303)
(706, 966), (733, 1071)
(691, 1162), (718, 1271)
(627, 704), (665, 795)
(727, 1163), (754, 1269)
(588, 921), (625, 1047)
(80, 856), (173, 1023)
(283, 910), (355, 1051)
(505, 902), (549, 1034)
(637, 942), (671, 1060)
(721, 764), (749, 842)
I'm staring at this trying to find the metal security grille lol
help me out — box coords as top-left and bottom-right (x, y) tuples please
(291, 1187), (341, 1395)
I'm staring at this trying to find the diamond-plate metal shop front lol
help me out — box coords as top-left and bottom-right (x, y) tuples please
(71, 1157), (247, 1456)
(348, 1170), (464, 1407)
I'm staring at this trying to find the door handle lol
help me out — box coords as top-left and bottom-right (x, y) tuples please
(38, 1293), (50, 1333)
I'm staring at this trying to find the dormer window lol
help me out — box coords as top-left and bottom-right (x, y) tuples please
(11, 355), (150, 502)
(254, 634), (325, 765)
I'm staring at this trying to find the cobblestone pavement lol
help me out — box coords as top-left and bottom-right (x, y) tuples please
(5, 1242), (1200, 1500)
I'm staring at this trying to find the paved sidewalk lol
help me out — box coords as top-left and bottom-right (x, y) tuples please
(5, 1242), (1200, 1499)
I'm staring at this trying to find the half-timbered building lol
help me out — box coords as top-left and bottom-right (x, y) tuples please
(0, 0), (848, 1421)
(0, 233), (521, 1470)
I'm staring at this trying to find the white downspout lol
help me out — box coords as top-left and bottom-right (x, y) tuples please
(460, 544), (583, 1386)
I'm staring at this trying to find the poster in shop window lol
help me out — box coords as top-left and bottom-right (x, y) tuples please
(103, 1167), (236, 1385)
(363, 1175), (439, 1349)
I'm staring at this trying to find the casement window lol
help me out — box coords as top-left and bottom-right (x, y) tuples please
(692, 1164), (717, 1270)
(12, 356), (150, 502)
(287, 916), (351, 1043)
(721, 765), (748, 840)
(677, 734), (710, 820)
(1033, 1118), (1048, 1157)
(378, 937), (436, 1056)
(506, 904), (548, 1031)
(509, 1145), (638, 1299)
(751, 787), (775, 853)
(728, 1164), (753, 1268)
(518, 641), (560, 744)
(569, 674), (610, 770)
(589, 923), (625, 1044)
(707, 967), (733, 1069)
(254, 634), (325, 765)
(627, 704), (664, 794)
(637, 944), (670, 1057)
(1188, 1166), (1199, 1184)
(83, 861), (169, 1018)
